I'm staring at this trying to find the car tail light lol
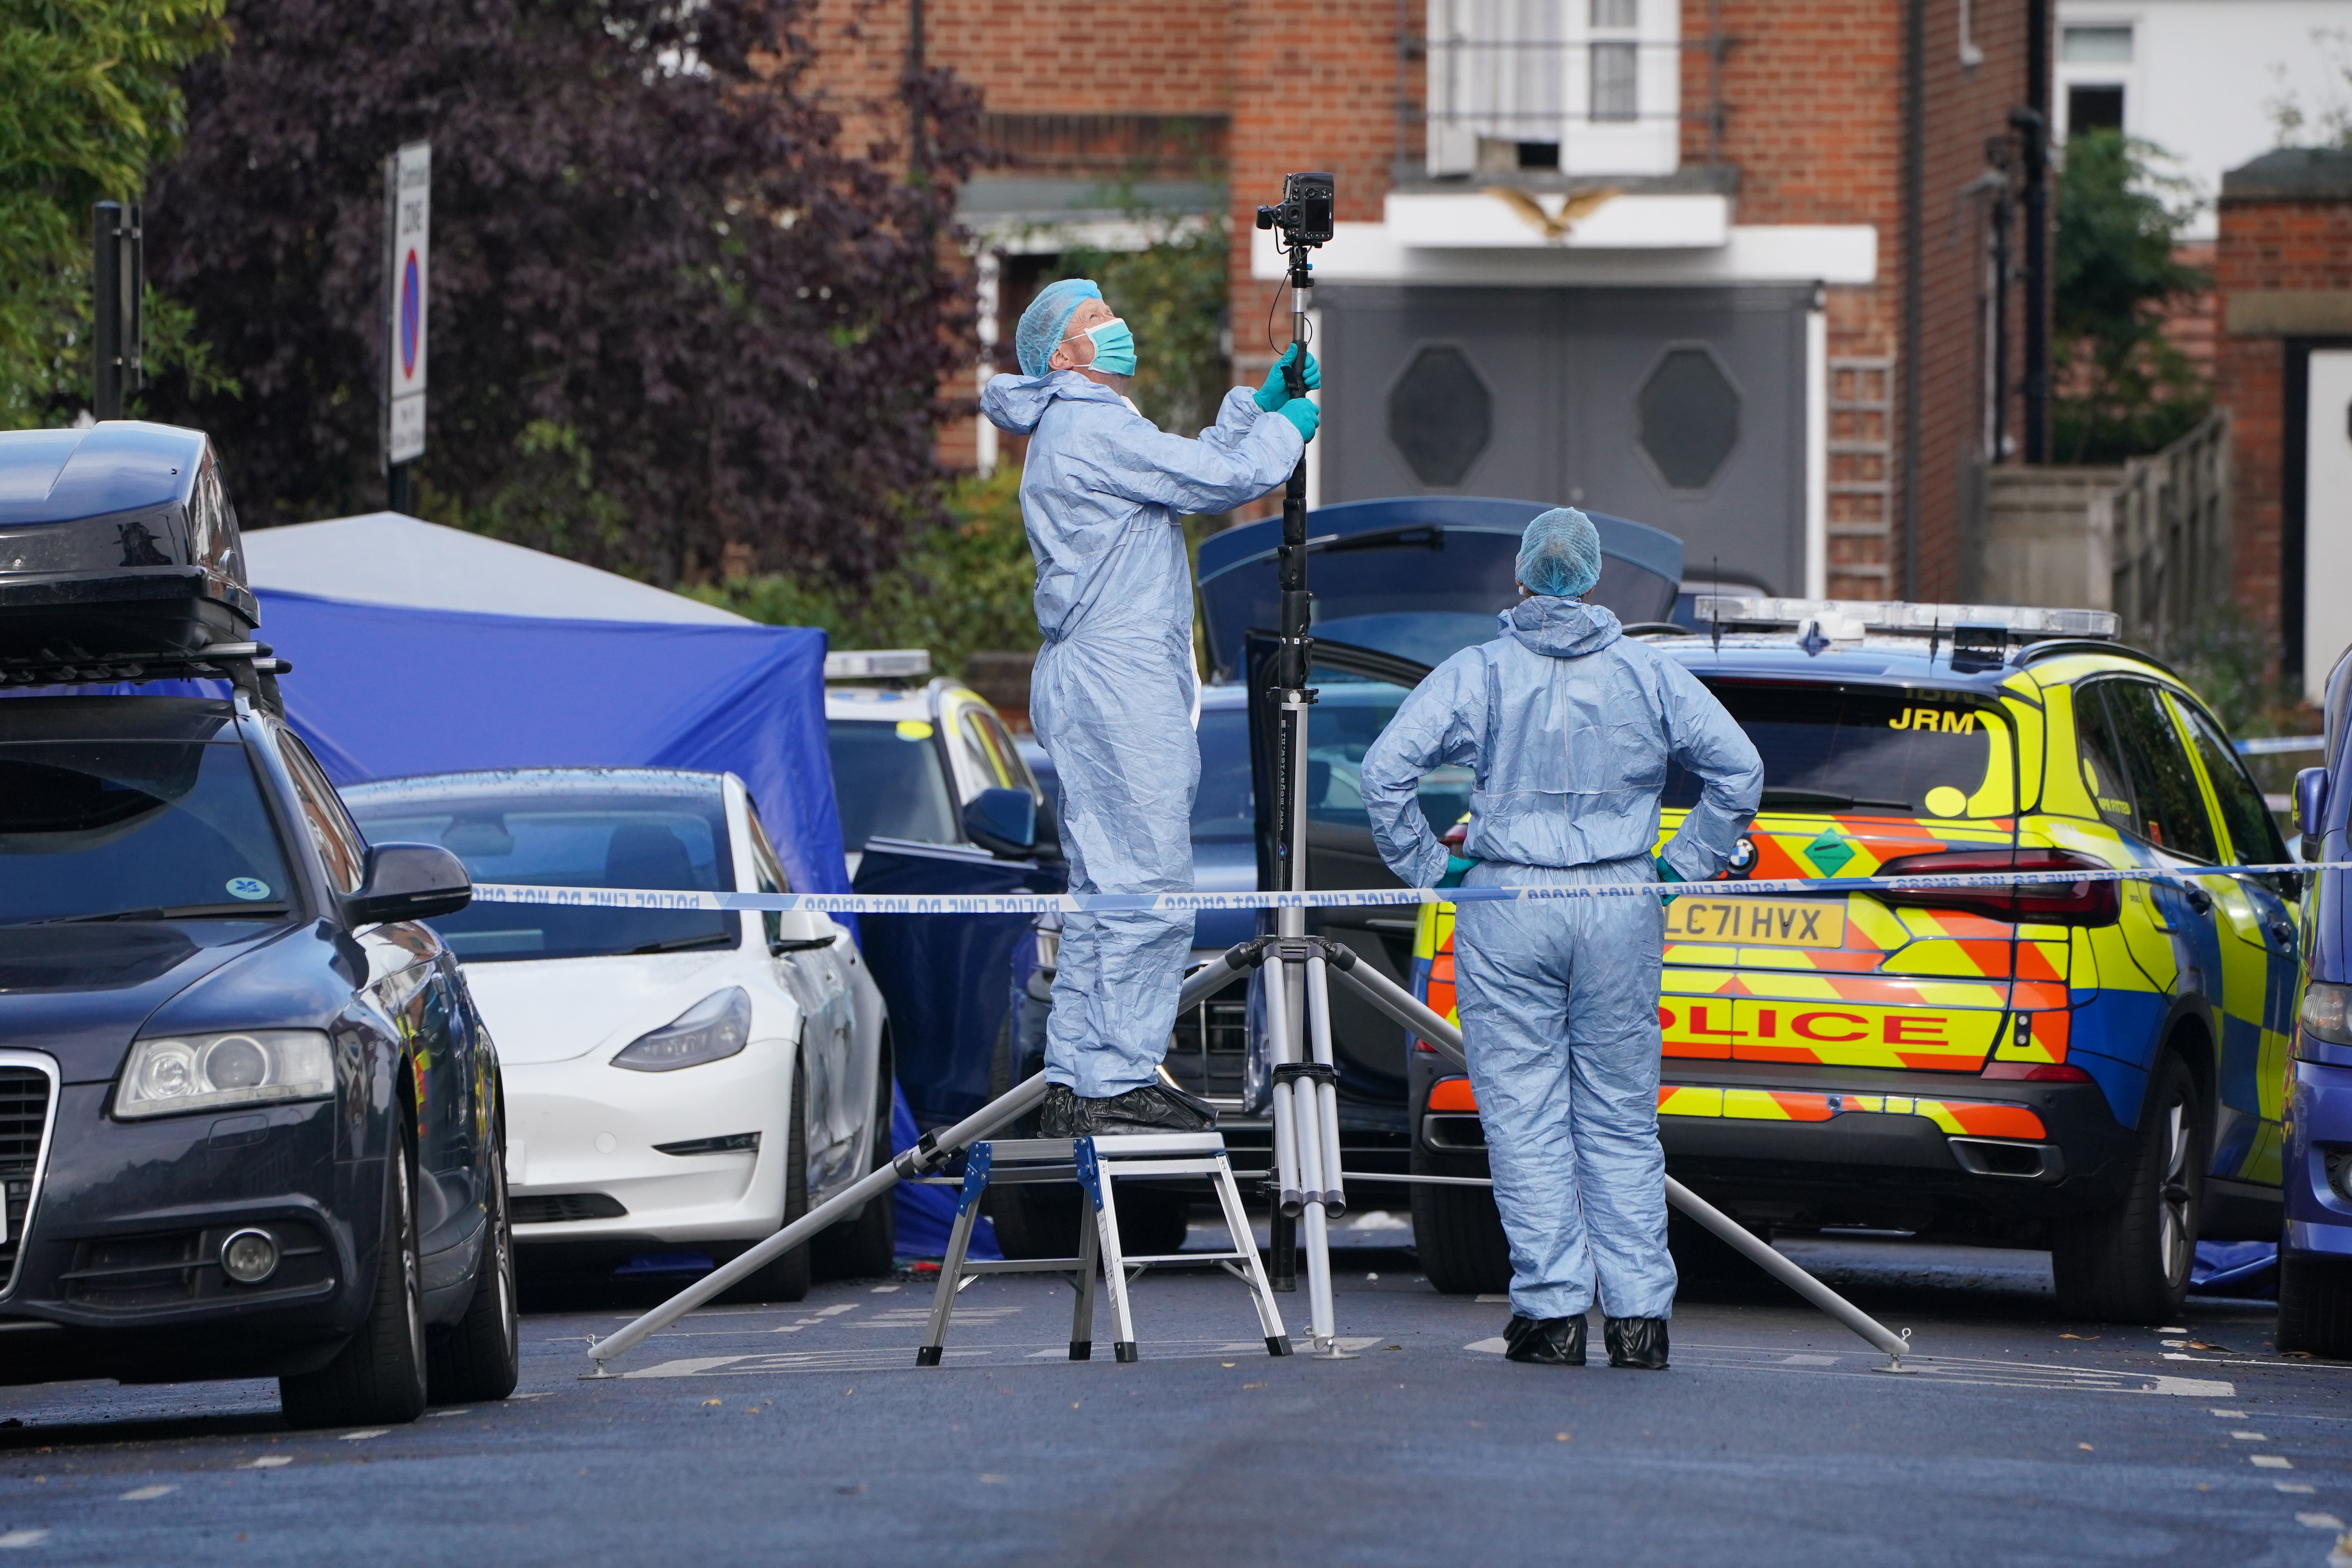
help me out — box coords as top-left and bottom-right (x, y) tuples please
(1980, 1060), (2093, 1082)
(1872, 849), (2120, 927)
(1441, 820), (1469, 850)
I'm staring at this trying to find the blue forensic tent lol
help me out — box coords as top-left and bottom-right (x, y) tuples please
(248, 588), (848, 900)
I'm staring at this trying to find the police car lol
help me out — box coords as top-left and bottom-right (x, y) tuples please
(1410, 599), (2300, 1323)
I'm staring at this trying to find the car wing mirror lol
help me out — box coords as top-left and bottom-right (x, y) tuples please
(345, 842), (474, 926)
(963, 787), (1038, 858)
(2294, 766), (2329, 851)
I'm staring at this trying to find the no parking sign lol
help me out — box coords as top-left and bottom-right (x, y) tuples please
(383, 142), (430, 466)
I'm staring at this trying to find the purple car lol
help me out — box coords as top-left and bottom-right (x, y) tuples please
(2283, 647), (2352, 1356)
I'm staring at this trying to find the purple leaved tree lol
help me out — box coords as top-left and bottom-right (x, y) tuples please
(143, 0), (984, 587)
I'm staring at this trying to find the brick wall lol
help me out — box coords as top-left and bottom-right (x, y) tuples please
(2215, 181), (2352, 648)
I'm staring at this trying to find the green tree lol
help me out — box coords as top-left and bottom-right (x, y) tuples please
(0, 0), (232, 426)
(684, 465), (1040, 675)
(2053, 131), (2211, 463)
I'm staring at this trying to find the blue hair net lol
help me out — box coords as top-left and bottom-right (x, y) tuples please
(1016, 278), (1103, 378)
(1517, 507), (1602, 599)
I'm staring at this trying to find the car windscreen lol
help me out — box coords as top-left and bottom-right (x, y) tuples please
(1289, 671), (1474, 838)
(0, 740), (296, 925)
(827, 717), (960, 850)
(348, 791), (737, 961)
(1194, 706), (1254, 844)
(1661, 682), (2014, 820)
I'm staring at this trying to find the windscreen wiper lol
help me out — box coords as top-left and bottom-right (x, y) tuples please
(13, 902), (293, 926)
(625, 931), (735, 955)
(1758, 788), (1915, 812)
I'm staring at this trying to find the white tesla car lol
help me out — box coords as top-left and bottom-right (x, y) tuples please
(343, 768), (891, 1300)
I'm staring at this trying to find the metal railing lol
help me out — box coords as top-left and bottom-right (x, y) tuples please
(2107, 410), (2233, 651)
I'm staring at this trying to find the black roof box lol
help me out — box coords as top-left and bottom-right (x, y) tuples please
(0, 421), (259, 682)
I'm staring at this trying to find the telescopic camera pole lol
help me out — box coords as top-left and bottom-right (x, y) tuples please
(1252, 174), (1352, 1357)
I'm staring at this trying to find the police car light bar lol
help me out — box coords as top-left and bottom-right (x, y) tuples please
(823, 648), (931, 681)
(1695, 597), (2119, 642)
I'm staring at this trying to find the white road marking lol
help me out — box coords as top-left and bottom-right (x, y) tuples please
(0, 1530), (49, 1548)
(871, 1284), (901, 1293)
(118, 1485), (176, 1501)
(2278, 1482), (2318, 1494)
(1780, 1354), (1839, 1366)
(1474, 1294), (1510, 1304)
(2298, 1514), (2347, 1530)
(2211, 1408), (2249, 1417)
(238, 1456), (292, 1470)
(428, 1409), (472, 1417)
(339, 1429), (389, 1441)
(2232, 1431), (2268, 1440)
(815, 1304), (858, 1317)
(1465, 1337), (1508, 1354)
(2252, 1455), (2294, 1469)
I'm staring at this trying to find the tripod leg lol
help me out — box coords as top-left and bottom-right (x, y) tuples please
(1306, 954), (1347, 1218)
(1215, 1154), (1291, 1354)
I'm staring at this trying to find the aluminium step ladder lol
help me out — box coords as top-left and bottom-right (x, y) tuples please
(915, 1132), (1291, 1365)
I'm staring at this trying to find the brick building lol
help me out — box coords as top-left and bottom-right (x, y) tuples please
(2214, 148), (2352, 699)
(812, 0), (2059, 604)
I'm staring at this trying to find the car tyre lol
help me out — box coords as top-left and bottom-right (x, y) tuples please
(2277, 1253), (2352, 1359)
(813, 1040), (898, 1280)
(1410, 1140), (1511, 1295)
(428, 1133), (520, 1404)
(722, 1054), (812, 1303)
(2051, 1051), (2204, 1323)
(281, 1127), (430, 1428)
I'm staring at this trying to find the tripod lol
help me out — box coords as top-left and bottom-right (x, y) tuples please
(1256, 187), (1356, 1358)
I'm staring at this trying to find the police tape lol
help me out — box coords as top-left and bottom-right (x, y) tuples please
(468, 859), (2352, 918)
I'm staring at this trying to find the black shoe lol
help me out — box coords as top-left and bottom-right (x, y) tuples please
(1604, 1316), (1670, 1370)
(1037, 1084), (1079, 1138)
(1070, 1083), (1218, 1136)
(1503, 1314), (1587, 1366)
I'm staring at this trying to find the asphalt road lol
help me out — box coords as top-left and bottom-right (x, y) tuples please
(1, 1221), (2347, 1566)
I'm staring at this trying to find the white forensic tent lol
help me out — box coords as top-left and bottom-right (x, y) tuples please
(239, 511), (750, 626)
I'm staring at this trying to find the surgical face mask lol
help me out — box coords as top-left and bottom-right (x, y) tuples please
(1066, 317), (1137, 378)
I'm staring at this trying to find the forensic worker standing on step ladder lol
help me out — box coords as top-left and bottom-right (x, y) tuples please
(982, 278), (1322, 1138)
(1359, 509), (1764, 1370)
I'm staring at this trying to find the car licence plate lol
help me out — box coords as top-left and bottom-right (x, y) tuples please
(1664, 897), (1846, 948)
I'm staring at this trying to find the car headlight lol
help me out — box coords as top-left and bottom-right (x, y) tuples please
(2302, 982), (2352, 1049)
(115, 1030), (335, 1120)
(611, 989), (753, 1073)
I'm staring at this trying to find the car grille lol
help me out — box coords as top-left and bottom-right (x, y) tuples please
(1164, 976), (1249, 1108)
(0, 1066), (55, 1296)
(512, 1193), (629, 1225)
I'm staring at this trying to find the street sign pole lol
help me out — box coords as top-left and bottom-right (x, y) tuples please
(381, 142), (430, 513)
(91, 202), (143, 421)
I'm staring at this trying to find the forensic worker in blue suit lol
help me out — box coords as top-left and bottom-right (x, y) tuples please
(983, 278), (1319, 1137)
(1359, 508), (1763, 1370)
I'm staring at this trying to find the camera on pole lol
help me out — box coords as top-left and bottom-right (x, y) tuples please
(1251, 172), (1356, 1350)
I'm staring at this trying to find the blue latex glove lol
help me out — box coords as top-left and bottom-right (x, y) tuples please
(1254, 345), (1323, 412)
(1653, 854), (1684, 906)
(1277, 397), (1319, 444)
(1437, 854), (1477, 890)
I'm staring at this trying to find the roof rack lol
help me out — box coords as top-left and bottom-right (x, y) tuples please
(0, 640), (291, 713)
(824, 648), (930, 682)
(1695, 597), (2119, 643)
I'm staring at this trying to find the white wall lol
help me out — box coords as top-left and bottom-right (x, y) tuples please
(2055, 0), (2350, 240)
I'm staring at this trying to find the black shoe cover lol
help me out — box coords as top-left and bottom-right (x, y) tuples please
(1604, 1316), (1670, 1370)
(1072, 1082), (1218, 1136)
(1503, 1314), (1587, 1366)
(1037, 1084), (1079, 1139)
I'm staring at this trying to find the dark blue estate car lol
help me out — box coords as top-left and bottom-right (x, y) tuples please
(0, 423), (515, 1426)
(2283, 646), (2352, 1356)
